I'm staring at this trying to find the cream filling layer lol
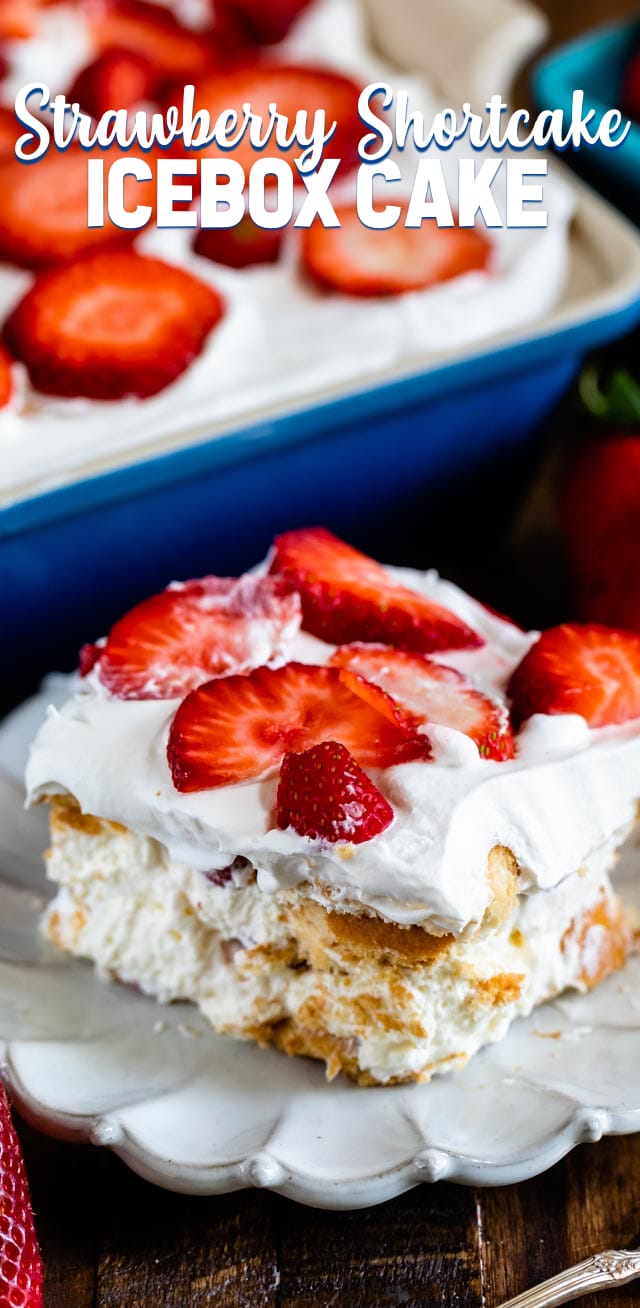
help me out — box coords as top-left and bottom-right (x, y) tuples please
(42, 815), (623, 1083)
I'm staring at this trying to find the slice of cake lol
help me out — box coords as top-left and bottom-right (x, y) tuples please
(26, 529), (639, 1085)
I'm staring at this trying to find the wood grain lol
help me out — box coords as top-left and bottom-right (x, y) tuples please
(9, 1), (640, 1305)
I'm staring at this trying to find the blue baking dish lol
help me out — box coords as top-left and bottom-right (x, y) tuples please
(3, 179), (640, 713)
(532, 19), (640, 224)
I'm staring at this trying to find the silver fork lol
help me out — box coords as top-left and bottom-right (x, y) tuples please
(498, 1249), (640, 1307)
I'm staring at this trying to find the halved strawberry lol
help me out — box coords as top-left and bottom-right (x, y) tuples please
(68, 47), (158, 119)
(4, 250), (224, 400)
(171, 63), (363, 177)
(94, 575), (300, 699)
(508, 624), (640, 729)
(167, 661), (431, 791)
(276, 739), (394, 843)
(331, 644), (514, 761)
(221, 0), (313, 44)
(84, 0), (220, 79)
(194, 217), (283, 270)
(302, 203), (491, 297)
(0, 1085), (43, 1308)
(0, 144), (159, 270)
(269, 528), (483, 653)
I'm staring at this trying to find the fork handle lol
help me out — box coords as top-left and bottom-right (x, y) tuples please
(498, 1249), (640, 1307)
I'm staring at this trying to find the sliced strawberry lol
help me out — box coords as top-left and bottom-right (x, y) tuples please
(302, 203), (491, 297)
(0, 144), (160, 270)
(508, 623), (640, 729)
(330, 644), (514, 761)
(4, 250), (224, 400)
(0, 106), (17, 162)
(276, 739), (394, 843)
(172, 63), (363, 177)
(0, 1085), (43, 1308)
(221, 0), (314, 43)
(194, 217), (283, 270)
(560, 435), (640, 631)
(94, 575), (300, 699)
(269, 527), (483, 653)
(0, 341), (15, 407)
(68, 46), (158, 119)
(167, 661), (431, 791)
(84, 0), (220, 79)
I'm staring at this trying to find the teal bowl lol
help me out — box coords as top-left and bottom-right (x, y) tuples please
(532, 19), (640, 223)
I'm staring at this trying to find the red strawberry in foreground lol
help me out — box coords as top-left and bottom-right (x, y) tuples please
(222, 0), (313, 44)
(194, 218), (284, 270)
(331, 644), (514, 761)
(302, 203), (491, 297)
(0, 145), (158, 270)
(0, 1085), (43, 1308)
(276, 740), (394, 844)
(168, 662), (431, 791)
(508, 624), (640, 729)
(68, 47), (158, 119)
(171, 63), (363, 178)
(269, 527), (483, 653)
(560, 435), (640, 632)
(4, 251), (224, 400)
(92, 575), (300, 699)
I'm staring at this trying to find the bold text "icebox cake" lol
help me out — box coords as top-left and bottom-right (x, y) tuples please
(26, 528), (639, 1084)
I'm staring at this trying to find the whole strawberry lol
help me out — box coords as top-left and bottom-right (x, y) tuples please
(560, 433), (640, 632)
(276, 740), (394, 844)
(0, 1086), (43, 1308)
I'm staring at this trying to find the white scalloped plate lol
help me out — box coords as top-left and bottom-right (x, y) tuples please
(1, 691), (640, 1209)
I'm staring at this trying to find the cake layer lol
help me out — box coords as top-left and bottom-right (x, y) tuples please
(43, 799), (633, 1085)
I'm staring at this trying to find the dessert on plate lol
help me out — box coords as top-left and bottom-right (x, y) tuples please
(26, 528), (639, 1085)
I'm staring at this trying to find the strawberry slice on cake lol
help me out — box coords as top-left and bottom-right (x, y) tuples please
(269, 527), (483, 651)
(0, 145), (158, 270)
(4, 250), (224, 400)
(167, 661), (431, 791)
(68, 47), (159, 119)
(84, 0), (230, 79)
(194, 219), (284, 270)
(302, 203), (492, 297)
(170, 63), (363, 178)
(509, 623), (640, 729)
(331, 644), (514, 760)
(85, 575), (301, 700)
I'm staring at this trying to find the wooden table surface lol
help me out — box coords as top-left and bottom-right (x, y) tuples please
(12, 0), (640, 1303)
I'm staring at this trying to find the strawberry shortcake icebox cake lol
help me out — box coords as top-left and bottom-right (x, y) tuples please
(26, 529), (639, 1085)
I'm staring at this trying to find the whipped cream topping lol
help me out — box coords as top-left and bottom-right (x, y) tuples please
(0, 0), (574, 507)
(26, 563), (640, 935)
